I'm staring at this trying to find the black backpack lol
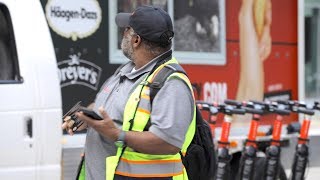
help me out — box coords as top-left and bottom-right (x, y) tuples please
(146, 63), (216, 180)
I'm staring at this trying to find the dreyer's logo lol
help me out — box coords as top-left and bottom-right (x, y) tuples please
(58, 53), (102, 90)
(45, 0), (102, 41)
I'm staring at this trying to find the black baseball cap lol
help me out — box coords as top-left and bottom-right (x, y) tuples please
(115, 5), (174, 45)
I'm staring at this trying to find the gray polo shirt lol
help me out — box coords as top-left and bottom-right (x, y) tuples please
(85, 54), (194, 180)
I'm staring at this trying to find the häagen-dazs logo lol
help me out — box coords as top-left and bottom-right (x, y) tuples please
(45, 0), (102, 41)
(58, 53), (102, 90)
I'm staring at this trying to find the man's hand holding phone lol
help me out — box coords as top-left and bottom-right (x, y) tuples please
(61, 101), (102, 135)
(76, 107), (121, 142)
(62, 101), (120, 141)
(78, 107), (103, 120)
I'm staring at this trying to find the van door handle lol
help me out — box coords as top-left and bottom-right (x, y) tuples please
(25, 117), (33, 138)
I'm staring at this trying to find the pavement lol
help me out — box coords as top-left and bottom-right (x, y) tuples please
(285, 167), (320, 179)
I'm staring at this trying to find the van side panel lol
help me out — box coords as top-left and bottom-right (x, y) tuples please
(0, 1), (38, 179)
(0, 0), (62, 179)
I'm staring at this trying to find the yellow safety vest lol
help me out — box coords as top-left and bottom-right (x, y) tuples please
(106, 58), (196, 180)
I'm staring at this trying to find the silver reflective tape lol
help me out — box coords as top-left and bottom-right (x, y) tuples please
(138, 98), (151, 112)
(116, 159), (183, 177)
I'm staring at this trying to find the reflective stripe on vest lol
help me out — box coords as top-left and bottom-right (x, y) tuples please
(106, 58), (196, 180)
(116, 151), (183, 177)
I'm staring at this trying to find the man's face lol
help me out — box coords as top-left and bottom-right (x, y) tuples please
(121, 27), (134, 61)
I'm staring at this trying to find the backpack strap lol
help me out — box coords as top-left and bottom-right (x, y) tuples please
(143, 63), (187, 130)
(149, 63), (186, 104)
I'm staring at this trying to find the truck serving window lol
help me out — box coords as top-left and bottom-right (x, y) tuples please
(0, 3), (22, 84)
(108, 0), (226, 65)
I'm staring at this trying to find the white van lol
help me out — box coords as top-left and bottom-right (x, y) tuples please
(0, 0), (62, 179)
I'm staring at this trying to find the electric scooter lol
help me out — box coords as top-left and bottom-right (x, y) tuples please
(251, 101), (291, 180)
(224, 99), (265, 180)
(214, 101), (246, 180)
(278, 100), (316, 180)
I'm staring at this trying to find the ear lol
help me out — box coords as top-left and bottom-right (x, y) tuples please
(132, 34), (142, 48)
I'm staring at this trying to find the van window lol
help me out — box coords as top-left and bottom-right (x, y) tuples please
(0, 3), (22, 84)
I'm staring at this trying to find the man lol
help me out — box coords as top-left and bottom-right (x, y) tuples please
(63, 5), (195, 180)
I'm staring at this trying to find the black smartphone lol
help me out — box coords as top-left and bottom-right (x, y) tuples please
(79, 107), (103, 120)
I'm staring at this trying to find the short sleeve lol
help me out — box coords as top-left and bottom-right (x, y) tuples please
(149, 77), (194, 148)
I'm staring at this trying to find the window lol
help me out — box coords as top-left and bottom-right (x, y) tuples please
(304, 4), (320, 102)
(0, 3), (22, 84)
(109, 0), (226, 65)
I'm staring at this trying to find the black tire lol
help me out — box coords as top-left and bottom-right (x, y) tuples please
(230, 152), (241, 180)
(278, 163), (288, 180)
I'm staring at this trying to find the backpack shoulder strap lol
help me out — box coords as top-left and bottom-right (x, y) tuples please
(149, 63), (187, 104)
(143, 63), (187, 131)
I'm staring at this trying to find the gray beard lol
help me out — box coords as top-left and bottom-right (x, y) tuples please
(121, 35), (134, 61)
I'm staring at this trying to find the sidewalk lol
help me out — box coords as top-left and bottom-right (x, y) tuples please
(285, 167), (320, 179)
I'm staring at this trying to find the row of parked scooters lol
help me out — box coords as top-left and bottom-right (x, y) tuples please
(196, 99), (319, 180)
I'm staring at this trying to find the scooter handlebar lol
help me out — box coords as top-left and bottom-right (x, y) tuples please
(224, 99), (242, 107)
(272, 108), (291, 115)
(224, 99), (265, 115)
(227, 108), (246, 115)
(243, 107), (264, 115)
(196, 101), (219, 115)
(297, 107), (315, 116)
